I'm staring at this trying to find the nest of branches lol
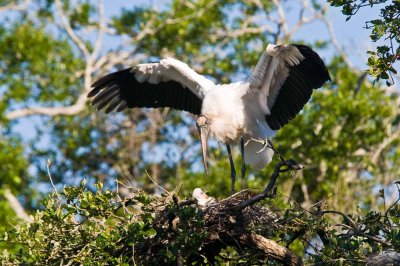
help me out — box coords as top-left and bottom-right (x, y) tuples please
(139, 158), (304, 266)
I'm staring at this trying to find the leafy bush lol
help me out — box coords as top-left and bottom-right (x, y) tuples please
(1, 179), (399, 265)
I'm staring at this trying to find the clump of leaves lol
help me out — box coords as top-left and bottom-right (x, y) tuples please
(0, 181), (206, 265)
(328, 0), (399, 84)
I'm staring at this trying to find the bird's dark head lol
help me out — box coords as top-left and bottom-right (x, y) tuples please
(196, 115), (210, 174)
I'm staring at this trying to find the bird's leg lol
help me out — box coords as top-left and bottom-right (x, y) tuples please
(226, 144), (236, 194)
(240, 136), (246, 191)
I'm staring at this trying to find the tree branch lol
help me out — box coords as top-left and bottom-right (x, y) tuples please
(371, 129), (400, 164)
(0, 0), (31, 13)
(321, 17), (358, 71)
(240, 233), (303, 266)
(235, 158), (303, 212)
(90, 0), (105, 63)
(286, 0), (326, 38)
(54, 0), (90, 58)
(6, 92), (89, 119)
(314, 210), (390, 246)
(272, 0), (289, 38)
(3, 188), (32, 223)
(5, 1), (107, 120)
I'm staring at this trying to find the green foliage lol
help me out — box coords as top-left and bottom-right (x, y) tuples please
(0, 193), (24, 245)
(328, 0), (399, 84)
(0, 136), (29, 249)
(0, 22), (84, 105)
(0, 182), (208, 265)
(1, 182), (399, 265)
(0, 137), (27, 189)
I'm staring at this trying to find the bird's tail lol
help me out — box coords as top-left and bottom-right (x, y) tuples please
(244, 140), (274, 170)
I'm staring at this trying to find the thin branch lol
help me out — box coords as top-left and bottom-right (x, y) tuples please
(286, 1), (325, 38)
(90, 0), (105, 63)
(0, 0), (31, 13)
(272, 0), (289, 38)
(384, 182), (400, 226)
(144, 169), (170, 195)
(235, 157), (303, 212)
(314, 210), (391, 246)
(93, 50), (139, 73)
(3, 188), (32, 223)
(215, 24), (274, 39)
(47, 159), (60, 197)
(321, 17), (358, 71)
(54, 0), (89, 58)
(371, 130), (400, 163)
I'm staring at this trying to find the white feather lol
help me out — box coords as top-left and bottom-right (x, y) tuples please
(133, 58), (215, 99)
(201, 82), (248, 143)
(249, 44), (305, 116)
(201, 82), (276, 169)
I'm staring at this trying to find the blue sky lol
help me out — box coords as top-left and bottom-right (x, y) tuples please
(103, 1), (386, 73)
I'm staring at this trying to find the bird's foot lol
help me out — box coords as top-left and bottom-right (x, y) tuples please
(246, 137), (273, 154)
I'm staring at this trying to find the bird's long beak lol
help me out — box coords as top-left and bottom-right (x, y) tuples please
(197, 125), (209, 174)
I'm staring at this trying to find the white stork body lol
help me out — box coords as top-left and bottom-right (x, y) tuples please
(88, 44), (331, 192)
(201, 82), (275, 169)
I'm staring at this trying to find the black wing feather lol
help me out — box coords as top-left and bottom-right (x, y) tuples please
(266, 44), (331, 130)
(88, 68), (203, 115)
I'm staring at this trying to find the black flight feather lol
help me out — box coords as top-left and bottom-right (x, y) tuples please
(266, 44), (331, 130)
(88, 68), (203, 115)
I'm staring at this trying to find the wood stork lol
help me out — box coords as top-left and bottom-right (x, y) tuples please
(88, 44), (331, 193)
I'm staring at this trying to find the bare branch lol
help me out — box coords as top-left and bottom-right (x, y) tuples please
(6, 1), (107, 120)
(272, 0), (289, 39)
(3, 188), (32, 223)
(90, 0), (105, 63)
(215, 24), (274, 39)
(235, 156), (303, 212)
(93, 50), (140, 73)
(321, 17), (358, 71)
(6, 91), (89, 119)
(314, 210), (390, 246)
(286, 1), (325, 38)
(371, 130), (400, 163)
(54, 0), (89, 58)
(47, 159), (60, 197)
(0, 0), (31, 13)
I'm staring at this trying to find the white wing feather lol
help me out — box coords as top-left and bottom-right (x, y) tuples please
(249, 44), (305, 115)
(134, 58), (215, 100)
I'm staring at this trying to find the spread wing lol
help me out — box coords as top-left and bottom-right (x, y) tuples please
(249, 44), (331, 130)
(88, 58), (215, 115)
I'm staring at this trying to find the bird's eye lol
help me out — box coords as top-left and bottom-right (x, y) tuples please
(196, 116), (208, 127)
